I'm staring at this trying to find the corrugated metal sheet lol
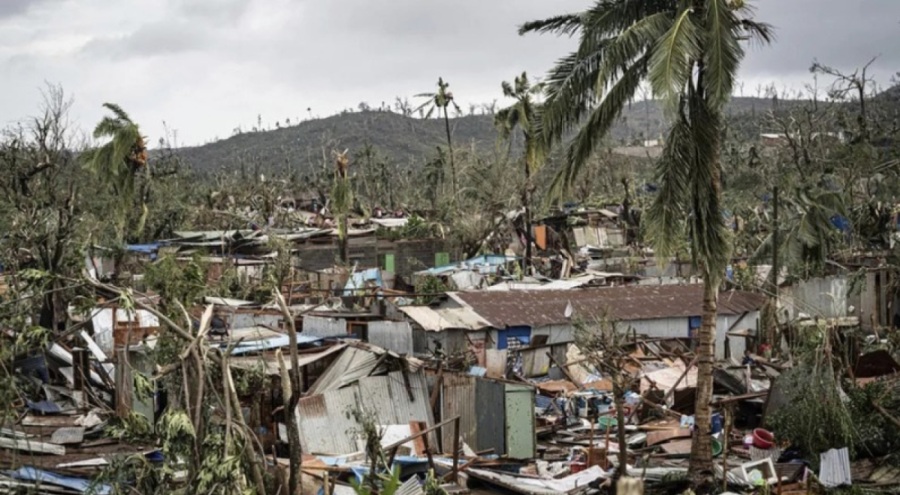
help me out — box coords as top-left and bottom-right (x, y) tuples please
(231, 312), (282, 329)
(504, 384), (535, 459)
(781, 276), (849, 320)
(367, 321), (414, 355)
(302, 315), (348, 338)
(298, 369), (435, 455)
(475, 379), (505, 455)
(440, 374), (477, 452)
(297, 386), (361, 454)
(307, 347), (381, 394)
(451, 285), (766, 328)
(819, 447), (852, 487)
(229, 343), (347, 376)
(398, 306), (491, 332)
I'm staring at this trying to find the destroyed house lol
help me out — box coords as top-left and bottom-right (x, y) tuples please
(438, 284), (767, 359)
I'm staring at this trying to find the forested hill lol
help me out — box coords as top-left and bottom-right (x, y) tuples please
(170, 95), (847, 175)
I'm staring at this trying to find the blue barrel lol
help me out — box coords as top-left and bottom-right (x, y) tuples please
(711, 413), (724, 434)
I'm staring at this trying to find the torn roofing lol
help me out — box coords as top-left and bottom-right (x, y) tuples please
(449, 284), (767, 328)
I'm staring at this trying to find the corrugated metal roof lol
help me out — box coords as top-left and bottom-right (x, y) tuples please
(297, 369), (434, 455)
(367, 321), (414, 355)
(229, 343), (347, 375)
(306, 346), (382, 395)
(398, 306), (491, 332)
(450, 285), (767, 328)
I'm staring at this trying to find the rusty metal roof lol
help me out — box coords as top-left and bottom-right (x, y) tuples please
(450, 284), (766, 328)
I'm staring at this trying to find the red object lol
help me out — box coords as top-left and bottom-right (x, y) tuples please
(752, 428), (775, 449)
(570, 462), (586, 474)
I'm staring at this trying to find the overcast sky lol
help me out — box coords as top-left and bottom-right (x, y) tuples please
(2, 0), (898, 146)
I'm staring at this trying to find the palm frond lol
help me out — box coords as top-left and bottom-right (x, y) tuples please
(519, 13), (585, 36)
(703, 0), (743, 109)
(101, 102), (132, 123)
(541, 48), (608, 147)
(595, 12), (672, 94)
(582, 0), (672, 37)
(644, 114), (694, 260)
(740, 19), (775, 46)
(548, 53), (649, 199)
(687, 100), (730, 277)
(648, 8), (701, 110)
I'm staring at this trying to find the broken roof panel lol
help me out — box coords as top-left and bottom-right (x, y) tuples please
(450, 285), (766, 328)
(398, 306), (491, 332)
(229, 343), (347, 375)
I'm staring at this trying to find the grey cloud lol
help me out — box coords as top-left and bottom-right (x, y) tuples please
(0, 0), (47, 19)
(1, 0), (899, 145)
(174, 0), (252, 24)
(742, 0), (900, 84)
(79, 21), (212, 60)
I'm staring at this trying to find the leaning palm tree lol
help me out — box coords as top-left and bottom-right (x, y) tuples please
(416, 78), (461, 196)
(82, 103), (148, 243)
(495, 72), (546, 273)
(522, 0), (771, 484)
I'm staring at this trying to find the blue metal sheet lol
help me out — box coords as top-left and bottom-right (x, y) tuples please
(6, 466), (111, 494)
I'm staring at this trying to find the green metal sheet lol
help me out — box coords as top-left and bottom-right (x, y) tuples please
(504, 384), (535, 459)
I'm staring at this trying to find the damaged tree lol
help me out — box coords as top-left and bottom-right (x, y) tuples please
(496, 72), (546, 274)
(575, 316), (636, 479)
(522, 0), (772, 487)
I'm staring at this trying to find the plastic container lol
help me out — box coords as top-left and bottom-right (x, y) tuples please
(711, 413), (723, 434)
(711, 438), (723, 458)
(597, 416), (618, 431)
(752, 428), (775, 449)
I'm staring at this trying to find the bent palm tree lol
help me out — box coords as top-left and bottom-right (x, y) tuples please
(495, 72), (546, 273)
(522, 0), (771, 484)
(416, 78), (461, 197)
(82, 103), (148, 243)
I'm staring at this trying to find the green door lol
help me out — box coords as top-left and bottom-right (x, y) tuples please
(504, 384), (535, 459)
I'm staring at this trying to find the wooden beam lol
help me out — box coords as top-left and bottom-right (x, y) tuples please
(381, 415), (460, 453)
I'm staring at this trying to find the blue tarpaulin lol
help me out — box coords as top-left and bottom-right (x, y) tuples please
(5, 466), (111, 494)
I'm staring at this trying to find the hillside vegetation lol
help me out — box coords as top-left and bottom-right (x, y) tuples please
(175, 97), (795, 174)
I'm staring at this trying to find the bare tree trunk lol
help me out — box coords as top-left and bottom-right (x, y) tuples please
(613, 382), (628, 478)
(442, 108), (456, 197)
(689, 277), (717, 486)
(276, 293), (303, 495)
(523, 156), (533, 274)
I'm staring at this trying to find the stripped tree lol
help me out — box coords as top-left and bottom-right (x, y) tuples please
(521, 0), (772, 486)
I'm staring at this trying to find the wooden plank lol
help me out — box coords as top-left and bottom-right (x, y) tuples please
(21, 415), (81, 427)
(50, 427), (84, 445)
(0, 436), (66, 455)
(646, 428), (692, 446)
(659, 439), (692, 456)
(79, 330), (114, 378)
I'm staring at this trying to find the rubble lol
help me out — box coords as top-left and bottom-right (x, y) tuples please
(4, 237), (900, 494)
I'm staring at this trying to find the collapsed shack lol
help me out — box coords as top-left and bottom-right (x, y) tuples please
(4, 269), (900, 495)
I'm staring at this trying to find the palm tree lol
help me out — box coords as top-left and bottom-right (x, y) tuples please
(522, 0), (772, 484)
(81, 103), (148, 243)
(495, 72), (546, 273)
(331, 150), (353, 264)
(416, 78), (461, 196)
